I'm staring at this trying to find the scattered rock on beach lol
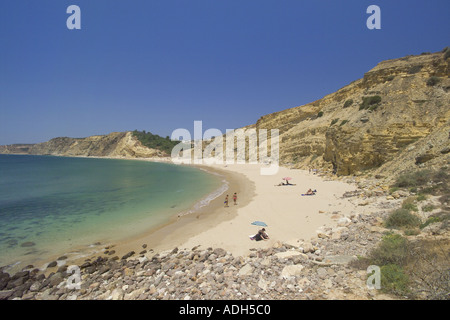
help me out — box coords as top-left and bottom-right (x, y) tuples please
(4, 188), (440, 301)
(121, 251), (135, 260)
(238, 264), (253, 277)
(0, 220), (383, 300)
(20, 242), (35, 248)
(281, 265), (304, 279)
(301, 241), (315, 253)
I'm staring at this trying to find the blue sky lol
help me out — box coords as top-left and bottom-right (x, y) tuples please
(0, 0), (449, 144)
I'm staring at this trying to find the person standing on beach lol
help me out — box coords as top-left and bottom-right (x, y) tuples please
(233, 192), (237, 205)
(224, 195), (229, 207)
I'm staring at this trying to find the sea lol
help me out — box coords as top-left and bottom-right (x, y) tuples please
(0, 154), (225, 270)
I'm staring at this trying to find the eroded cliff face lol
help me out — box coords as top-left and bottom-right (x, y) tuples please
(0, 132), (164, 158)
(0, 144), (34, 154)
(2, 51), (449, 176)
(253, 50), (450, 175)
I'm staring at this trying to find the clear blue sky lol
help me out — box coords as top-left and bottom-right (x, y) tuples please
(1, 0), (449, 144)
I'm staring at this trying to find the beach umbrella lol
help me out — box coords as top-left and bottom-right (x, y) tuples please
(283, 177), (292, 181)
(251, 221), (268, 227)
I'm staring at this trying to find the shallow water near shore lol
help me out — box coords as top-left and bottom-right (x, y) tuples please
(0, 155), (223, 270)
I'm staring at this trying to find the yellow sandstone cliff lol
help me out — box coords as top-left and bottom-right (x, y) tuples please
(0, 132), (163, 158)
(252, 49), (449, 176)
(1, 50), (449, 177)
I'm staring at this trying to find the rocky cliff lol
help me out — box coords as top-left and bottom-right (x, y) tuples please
(0, 144), (34, 154)
(2, 50), (449, 176)
(252, 49), (450, 176)
(0, 132), (164, 158)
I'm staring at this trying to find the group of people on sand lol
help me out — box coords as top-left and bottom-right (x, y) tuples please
(224, 192), (238, 207)
(223, 193), (270, 242)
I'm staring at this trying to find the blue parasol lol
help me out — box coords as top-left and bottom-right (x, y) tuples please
(251, 221), (268, 227)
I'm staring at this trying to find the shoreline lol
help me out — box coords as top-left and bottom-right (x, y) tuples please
(87, 163), (256, 265)
(2, 156), (362, 280)
(0, 156), (253, 276)
(54, 161), (363, 271)
(4, 157), (432, 300)
(166, 163), (360, 257)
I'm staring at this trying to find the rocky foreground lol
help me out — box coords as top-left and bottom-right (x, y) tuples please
(2, 179), (447, 301)
(0, 193), (399, 301)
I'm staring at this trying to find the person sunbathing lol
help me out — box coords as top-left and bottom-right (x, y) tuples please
(275, 182), (296, 186)
(250, 228), (269, 241)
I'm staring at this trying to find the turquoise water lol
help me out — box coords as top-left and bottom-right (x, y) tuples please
(0, 155), (223, 268)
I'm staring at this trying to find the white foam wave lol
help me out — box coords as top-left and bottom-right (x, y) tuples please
(179, 178), (229, 216)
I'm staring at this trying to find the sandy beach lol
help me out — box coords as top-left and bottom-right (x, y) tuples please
(5, 159), (429, 301)
(95, 162), (360, 262)
(177, 164), (358, 257)
(2, 159), (364, 277)
(174, 164), (359, 256)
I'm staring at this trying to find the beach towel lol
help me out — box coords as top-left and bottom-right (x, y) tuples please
(301, 194), (315, 196)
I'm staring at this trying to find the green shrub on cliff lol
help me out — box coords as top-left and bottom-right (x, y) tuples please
(330, 118), (339, 126)
(426, 76), (441, 87)
(359, 96), (382, 110)
(132, 130), (180, 155)
(380, 264), (410, 295)
(369, 233), (410, 266)
(385, 208), (421, 229)
(343, 99), (353, 108)
(393, 169), (432, 188)
(386, 75), (395, 81)
(408, 65), (423, 74)
(443, 47), (450, 59)
(401, 197), (418, 212)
